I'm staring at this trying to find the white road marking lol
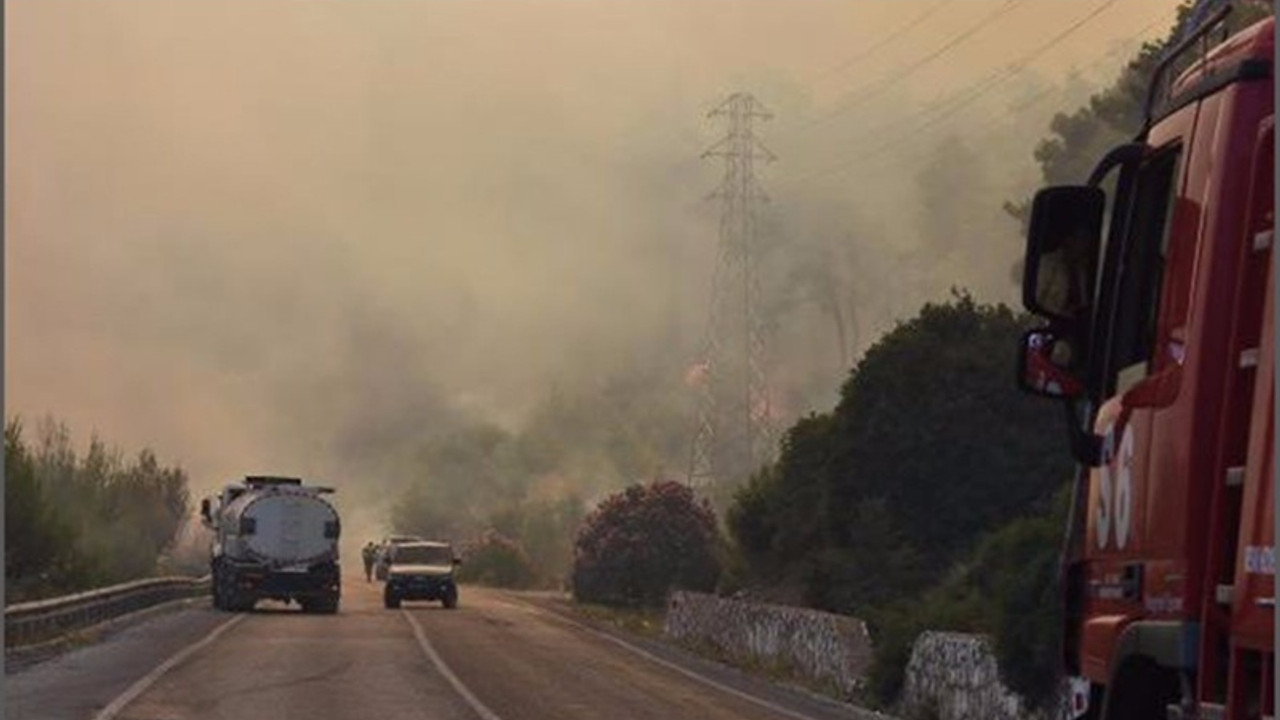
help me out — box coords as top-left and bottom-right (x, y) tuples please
(90, 613), (247, 720)
(513, 598), (837, 720)
(402, 609), (505, 720)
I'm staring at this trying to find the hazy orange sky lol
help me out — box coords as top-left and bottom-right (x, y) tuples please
(7, 0), (1181, 510)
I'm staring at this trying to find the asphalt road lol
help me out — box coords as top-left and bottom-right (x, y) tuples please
(7, 572), (880, 720)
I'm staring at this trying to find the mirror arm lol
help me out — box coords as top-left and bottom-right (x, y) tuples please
(1063, 400), (1103, 467)
(1087, 143), (1146, 187)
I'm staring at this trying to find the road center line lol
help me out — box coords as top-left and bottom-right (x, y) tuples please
(91, 612), (247, 720)
(511, 597), (835, 720)
(401, 609), (505, 720)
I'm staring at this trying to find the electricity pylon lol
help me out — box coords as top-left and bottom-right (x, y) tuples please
(687, 92), (776, 488)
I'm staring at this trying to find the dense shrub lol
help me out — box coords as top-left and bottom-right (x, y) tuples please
(977, 490), (1068, 709)
(488, 495), (584, 588)
(725, 294), (1073, 709)
(864, 567), (986, 707)
(457, 530), (537, 589)
(572, 480), (720, 607)
(5, 416), (192, 602)
(5, 420), (75, 592)
(863, 490), (1068, 709)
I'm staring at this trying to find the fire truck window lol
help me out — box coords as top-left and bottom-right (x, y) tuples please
(1093, 171), (1120, 305)
(1106, 148), (1182, 395)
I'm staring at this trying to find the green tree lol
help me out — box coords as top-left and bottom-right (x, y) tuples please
(392, 481), (469, 540)
(801, 498), (925, 615)
(1006, 1), (1273, 224)
(725, 293), (1073, 706)
(730, 294), (1069, 609)
(826, 294), (1068, 566)
(727, 415), (836, 578)
(489, 494), (585, 587)
(392, 422), (516, 539)
(4, 420), (73, 594)
(457, 530), (537, 589)
(6, 416), (194, 600)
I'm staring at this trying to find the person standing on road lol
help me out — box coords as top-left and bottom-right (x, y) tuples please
(362, 542), (377, 582)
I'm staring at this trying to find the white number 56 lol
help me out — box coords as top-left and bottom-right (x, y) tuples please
(1096, 423), (1134, 550)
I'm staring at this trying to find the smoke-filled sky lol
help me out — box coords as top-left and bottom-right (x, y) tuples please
(7, 0), (1180, 519)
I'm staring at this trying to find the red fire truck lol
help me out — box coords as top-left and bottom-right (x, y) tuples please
(1016, 7), (1273, 720)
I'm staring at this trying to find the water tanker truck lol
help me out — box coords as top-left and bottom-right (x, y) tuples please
(199, 476), (342, 613)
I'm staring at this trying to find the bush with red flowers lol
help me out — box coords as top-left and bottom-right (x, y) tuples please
(571, 480), (721, 607)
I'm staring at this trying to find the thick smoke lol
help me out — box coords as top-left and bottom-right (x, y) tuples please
(7, 1), (1174, 535)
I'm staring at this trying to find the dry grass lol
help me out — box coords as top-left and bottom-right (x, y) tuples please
(569, 602), (665, 639)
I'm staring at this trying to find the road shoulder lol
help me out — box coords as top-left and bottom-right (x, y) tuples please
(5, 596), (208, 674)
(507, 590), (889, 720)
(4, 602), (233, 720)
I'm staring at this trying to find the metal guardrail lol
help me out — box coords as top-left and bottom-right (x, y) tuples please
(4, 575), (210, 648)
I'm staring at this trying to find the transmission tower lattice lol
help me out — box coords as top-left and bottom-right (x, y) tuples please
(687, 92), (777, 488)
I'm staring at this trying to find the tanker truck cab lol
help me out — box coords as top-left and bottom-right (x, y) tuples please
(202, 476), (343, 614)
(1017, 9), (1273, 720)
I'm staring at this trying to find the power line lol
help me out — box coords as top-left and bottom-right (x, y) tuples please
(780, 0), (1029, 135)
(854, 0), (1123, 163)
(809, 0), (950, 84)
(877, 25), (1164, 173)
(777, 0), (1158, 188)
(1007, 15), (1168, 113)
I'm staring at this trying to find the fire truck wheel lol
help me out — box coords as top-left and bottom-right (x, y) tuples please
(1101, 659), (1179, 720)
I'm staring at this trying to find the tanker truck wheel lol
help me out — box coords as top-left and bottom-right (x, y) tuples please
(216, 570), (254, 612)
(214, 566), (239, 612)
(211, 571), (224, 610)
(224, 590), (254, 612)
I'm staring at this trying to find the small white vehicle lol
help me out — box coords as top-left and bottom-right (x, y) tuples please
(382, 541), (461, 609)
(373, 535), (425, 581)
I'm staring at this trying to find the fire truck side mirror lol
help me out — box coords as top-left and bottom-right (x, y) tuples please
(1017, 328), (1085, 400)
(1023, 186), (1105, 325)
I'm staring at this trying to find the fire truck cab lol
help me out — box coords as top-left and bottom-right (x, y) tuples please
(1016, 8), (1273, 720)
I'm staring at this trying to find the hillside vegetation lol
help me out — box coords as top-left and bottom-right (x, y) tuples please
(6, 417), (193, 603)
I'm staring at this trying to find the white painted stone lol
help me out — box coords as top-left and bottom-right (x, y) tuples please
(663, 591), (873, 697)
(901, 631), (1068, 720)
(664, 594), (1067, 720)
